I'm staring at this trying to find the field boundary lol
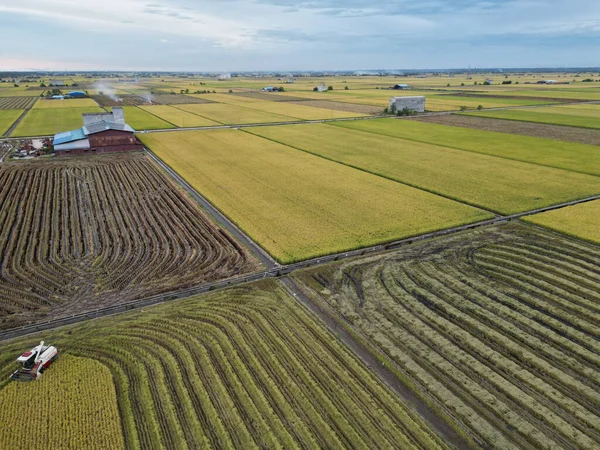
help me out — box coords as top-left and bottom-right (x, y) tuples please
(2, 190), (599, 342)
(4, 109), (30, 138)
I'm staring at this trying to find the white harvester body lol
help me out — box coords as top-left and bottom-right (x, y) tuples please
(10, 341), (58, 381)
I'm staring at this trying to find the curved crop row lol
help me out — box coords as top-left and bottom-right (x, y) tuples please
(0, 281), (446, 450)
(0, 153), (256, 329)
(295, 223), (600, 449)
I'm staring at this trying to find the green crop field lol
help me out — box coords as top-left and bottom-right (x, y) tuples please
(525, 199), (600, 244)
(140, 129), (489, 263)
(0, 110), (23, 135)
(463, 109), (600, 129)
(174, 103), (293, 125)
(478, 89), (600, 101)
(520, 104), (600, 118)
(138, 105), (220, 127)
(332, 118), (600, 176)
(248, 123), (600, 214)
(11, 107), (105, 137)
(0, 280), (448, 450)
(294, 223), (600, 449)
(32, 98), (99, 109)
(113, 106), (175, 130)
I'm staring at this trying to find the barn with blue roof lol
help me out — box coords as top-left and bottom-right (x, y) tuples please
(53, 107), (143, 156)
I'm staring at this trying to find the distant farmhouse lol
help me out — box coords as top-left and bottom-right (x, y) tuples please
(49, 79), (65, 86)
(314, 83), (327, 92)
(389, 96), (426, 113)
(392, 84), (411, 90)
(52, 107), (143, 156)
(262, 86), (282, 92)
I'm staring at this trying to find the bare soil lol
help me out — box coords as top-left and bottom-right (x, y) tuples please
(412, 114), (600, 146)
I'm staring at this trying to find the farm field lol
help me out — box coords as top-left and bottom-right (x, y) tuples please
(0, 88), (44, 97)
(231, 99), (368, 120)
(289, 100), (383, 115)
(525, 199), (600, 244)
(519, 104), (600, 118)
(294, 223), (600, 449)
(0, 154), (256, 329)
(463, 109), (600, 129)
(0, 355), (125, 449)
(476, 89), (600, 101)
(139, 105), (220, 127)
(32, 98), (99, 109)
(140, 129), (490, 263)
(111, 106), (175, 130)
(150, 94), (217, 105)
(412, 114), (600, 146)
(11, 106), (104, 137)
(0, 110), (23, 135)
(91, 94), (150, 107)
(248, 123), (600, 214)
(174, 103), (294, 125)
(332, 118), (600, 176)
(0, 280), (448, 450)
(0, 97), (37, 110)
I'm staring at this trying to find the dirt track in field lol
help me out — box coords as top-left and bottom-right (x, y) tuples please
(0, 153), (257, 329)
(411, 114), (600, 146)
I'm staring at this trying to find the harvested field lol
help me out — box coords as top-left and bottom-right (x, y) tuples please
(32, 98), (99, 109)
(445, 92), (574, 103)
(334, 118), (600, 176)
(0, 280), (449, 450)
(412, 114), (600, 146)
(249, 123), (600, 214)
(288, 100), (383, 115)
(0, 355), (125, 449)
(140, 129), (489, 263)
(463, 109), (600, 129)
(232, 91), (311, 102)
(11, 107), (105, 137)
(0, 97), (37, 110)
(294, 223), (600, 450)
(236, 100), (368, 120)
(525, 199), (600, 244)
(152, 94), (217, 105)
(0, 110), (23, 136)
(91, 95), (150, 107)
(138, 105), (219, 127)
(0, 153), (256, 329)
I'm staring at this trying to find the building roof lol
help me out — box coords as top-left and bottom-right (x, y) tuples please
(54, 121), (134, 145)
(68, 91), (86, 96)
(54, 128), (87, 145)
(83, 120), (134, 134)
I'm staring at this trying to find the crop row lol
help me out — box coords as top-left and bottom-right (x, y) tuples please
(0, 153), (255, 329)
(295, 223), (600, 449)
(0, 97), (37, 110)
(0, 281), (446, 449)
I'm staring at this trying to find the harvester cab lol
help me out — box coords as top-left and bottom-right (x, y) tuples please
(10, 341), (58, 381)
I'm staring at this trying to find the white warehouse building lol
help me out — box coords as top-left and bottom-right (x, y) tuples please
(389, 96), (426, 113)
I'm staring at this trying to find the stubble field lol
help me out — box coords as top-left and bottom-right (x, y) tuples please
(294, 223), (600, 449)
(0, 153), (256, 329)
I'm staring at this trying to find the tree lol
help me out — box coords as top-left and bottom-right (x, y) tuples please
(313, 87), (318, 92)
(40, 82), (46, 87)
(459, 105), (468, 111)
(278, 86), (285, 92)
(344, 86), (349, 90)
(461, 83), (465, 86)
(327, 86), (333, 91)
(13, 84), (18, 87)
(477, 105), (483, 110)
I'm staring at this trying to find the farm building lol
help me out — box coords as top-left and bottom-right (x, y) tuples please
(537, 80), (558, 84)
(392, 84), (411, 90)
(49, 79), (65, 86)
(315, 83), (327, 92)
(262, 86), (279, 92)
(52, 107), (143, 156)
(389, 96), (426, 113)
(51, 95), (65, 100)
(67, 91), (87, 98)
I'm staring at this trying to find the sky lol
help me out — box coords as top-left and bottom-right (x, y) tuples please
(0, 0), (598, 71)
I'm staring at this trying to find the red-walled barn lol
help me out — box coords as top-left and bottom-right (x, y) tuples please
(52, 107), (143, 156)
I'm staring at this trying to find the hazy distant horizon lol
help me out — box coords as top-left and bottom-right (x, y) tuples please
(1, 0), (598, 72)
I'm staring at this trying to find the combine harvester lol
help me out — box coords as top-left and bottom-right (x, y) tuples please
(10, 341), (58, 381)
